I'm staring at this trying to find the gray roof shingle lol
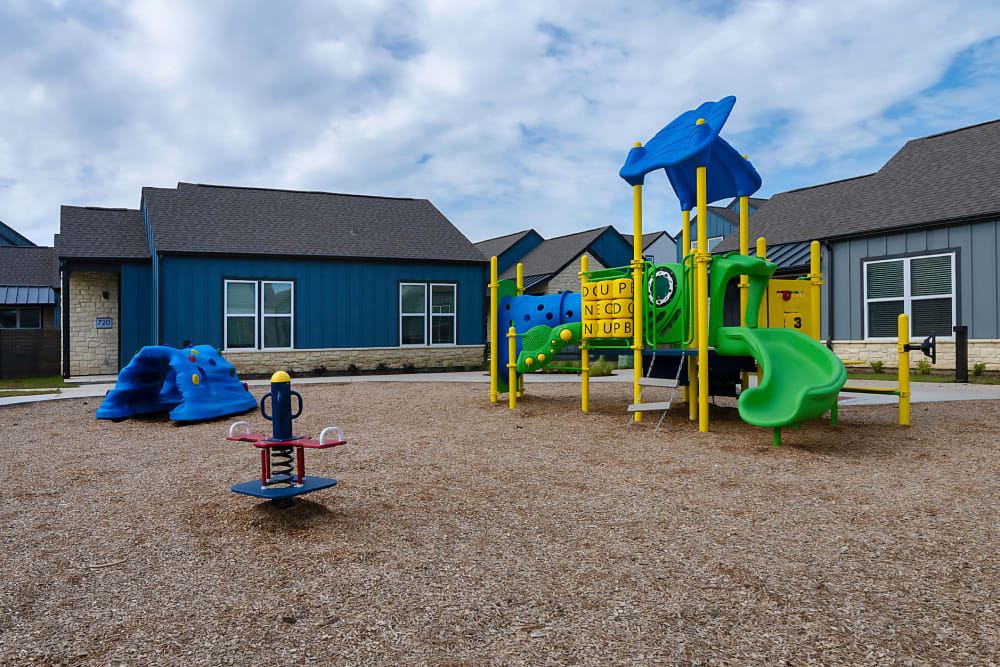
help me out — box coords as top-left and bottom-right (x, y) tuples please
(0, 246), (59, 286)
(57, 207), (150, 259)
(624, 231), (673, 250)
(474, 229), (538, 259)
(498, 226), (614, 280)
(142, 183), (486, 263)
(717, 118), (1000, 251)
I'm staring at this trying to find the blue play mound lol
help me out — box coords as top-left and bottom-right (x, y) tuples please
(96, 345), (257, 421)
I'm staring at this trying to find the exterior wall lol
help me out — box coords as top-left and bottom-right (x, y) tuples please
(676, 211), (737, 261)
(544, 252), (605, 294)
(829, 218), (1000, 340)
(120, 262), (154, 366)
(495, 232), (543, 275)
(225, 344), (485, 376)
(68, 272), (119, 375)
(589, 228), (634, 271)
(159, 255), (487, 350)
(832, 339), (1000, 371)
(642, 235), (676, 266)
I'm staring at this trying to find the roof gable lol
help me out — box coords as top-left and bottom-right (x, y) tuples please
(142, 183), (486, 263)
(474, 229), (541, 259)
(0, 220), (36, 246)
(499, 226), (628, 280)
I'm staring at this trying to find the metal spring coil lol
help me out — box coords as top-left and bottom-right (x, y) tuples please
(267, 446), (295, 487)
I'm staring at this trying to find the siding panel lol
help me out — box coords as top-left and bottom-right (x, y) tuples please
(120, 262), (154, 366)
(970, 222), (997, 337)
(948, 224), (973, 333)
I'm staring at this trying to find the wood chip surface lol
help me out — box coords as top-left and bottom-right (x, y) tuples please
(1, 382), (998, 664)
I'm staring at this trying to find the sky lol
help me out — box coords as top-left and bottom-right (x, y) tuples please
(2, 0), (1000, 248)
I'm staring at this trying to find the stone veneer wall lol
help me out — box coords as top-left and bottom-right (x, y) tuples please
(225, 344), (485, 376)
(832, 340), (1000, 371)
(69, 272), (119, 376)
(544, 252), (606, 294)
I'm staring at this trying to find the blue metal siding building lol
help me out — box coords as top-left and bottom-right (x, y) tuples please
(157, 256), (486, 350)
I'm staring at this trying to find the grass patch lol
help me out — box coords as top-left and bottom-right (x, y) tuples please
(0, 389), (61, 398)
(846, 373), (1000, 385)
(0, 376), (78, 390)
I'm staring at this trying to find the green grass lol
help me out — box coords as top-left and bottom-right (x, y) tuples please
(0, 376), (78, 390)
(847, 372), (1000, 385)
(0, 389), (60, 398)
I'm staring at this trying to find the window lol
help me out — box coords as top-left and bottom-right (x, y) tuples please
(864, 252), (955, 339)
(0, 307), (41, 329)
(224, 280), (294, 350)
(399, 282), (457, 346)
(692, 236), (724, 252)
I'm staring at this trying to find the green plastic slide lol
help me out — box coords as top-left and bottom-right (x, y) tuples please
(715, 327), (846, 428)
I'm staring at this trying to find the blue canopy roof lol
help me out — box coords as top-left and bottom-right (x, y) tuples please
(619, 96), (762, 210)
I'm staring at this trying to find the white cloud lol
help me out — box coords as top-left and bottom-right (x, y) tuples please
(0, 0), (998, 246)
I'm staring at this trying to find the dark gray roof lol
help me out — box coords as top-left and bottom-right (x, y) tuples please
(717, 118), (1000, 251)
(142, 183), (485, 263)
(624, 231), (673, 250)
(0, 286), (56, 305)
(499, 226), (613, 280)
(0, 246), (59, 286)
(474, 229), (537, 259)
(743, 240), (812, 273)
(57, 207), (150, 259)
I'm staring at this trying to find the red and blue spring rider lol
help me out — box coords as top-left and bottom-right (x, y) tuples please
(227, 371), (347, 505)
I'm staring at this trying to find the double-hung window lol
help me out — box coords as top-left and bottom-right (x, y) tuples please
(399, 282), (456, 346)
(224, 280), (294, 350)
(864, 252), (955, 339)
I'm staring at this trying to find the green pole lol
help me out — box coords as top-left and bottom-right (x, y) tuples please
(772, 428), (781, 447)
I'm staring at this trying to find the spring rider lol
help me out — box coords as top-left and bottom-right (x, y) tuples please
(227, 371), (347, 505)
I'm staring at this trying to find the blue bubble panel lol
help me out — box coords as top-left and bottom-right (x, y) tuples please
(231, 476), (338, 500)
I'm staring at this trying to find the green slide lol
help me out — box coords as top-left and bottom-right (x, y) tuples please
(715, 327), (846, 428)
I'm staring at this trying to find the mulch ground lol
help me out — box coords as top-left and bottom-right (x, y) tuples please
(1, 381), (998, 665)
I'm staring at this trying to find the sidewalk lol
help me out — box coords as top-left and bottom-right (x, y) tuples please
(3, 370), (1000, 408)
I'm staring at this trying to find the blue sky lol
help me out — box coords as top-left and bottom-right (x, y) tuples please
(2, 0), (999, 247)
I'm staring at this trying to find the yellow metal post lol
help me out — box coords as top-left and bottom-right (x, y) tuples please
(898, 313), (910, 426)
(809, 241), (822, 341)
(631, 143), (644, 423)
(516, 262), (525, 397)
(696, 160), (710, 433)
(739, 195), (750, 390)
(681, 208), (692, 409)
(489, 256), (499, 403)
(756, 237), (767, 386)
(507, 327), (517, 410)
(580, 255), (590, 413)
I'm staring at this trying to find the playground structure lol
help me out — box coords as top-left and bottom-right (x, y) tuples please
(489, 96), (935, 444)
(97, 345), (257, 421)
(227, 371), (347, 505)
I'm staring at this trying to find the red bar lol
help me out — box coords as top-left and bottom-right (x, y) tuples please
(296, 447), (305, 486)
(260, 449), (268, 488)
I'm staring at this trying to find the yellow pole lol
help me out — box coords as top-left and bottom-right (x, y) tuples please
(756, 237), (767, 386)
(696, 157), (710, 433)
(809, 241), (822, 341)
(682, 208), (692, 409)
(739, 195), (750, 390)
(898, 313), (910, 426)
(508, 327), (517, 410)
(489, 256), (499, 403)
(580, 255), (590, 413)
(631, 143), (644, 423)
(516, 262), (525, 397)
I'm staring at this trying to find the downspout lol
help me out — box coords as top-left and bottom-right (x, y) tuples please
(824, 240), (834, 350)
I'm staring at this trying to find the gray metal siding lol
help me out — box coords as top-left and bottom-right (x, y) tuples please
(829, 219), (1000, 340)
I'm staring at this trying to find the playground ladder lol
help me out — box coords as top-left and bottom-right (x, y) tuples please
(628, 355), (684, 432)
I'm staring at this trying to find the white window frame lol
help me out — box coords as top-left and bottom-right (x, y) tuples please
(399, 282), (428, 347)
(863, 252), (956, 341)
(692, 236), (724, 252)
(399, 281), (458, 347)
(261, 280), (294, 351)
(429, 282), (457, 347)
(224, 280), (258, 351)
